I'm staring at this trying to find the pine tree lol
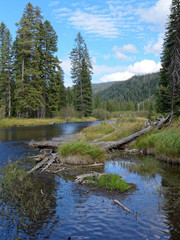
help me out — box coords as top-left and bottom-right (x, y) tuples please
(0, 22), (13, 117)
(41, 20), (59, 117)
(70, 32), (93, 116)
(13, 3), (43, 117)
(157, 0), (180, 115)
(13, 3), (64, 118)
(47, 58), (66, 116)
(94, 92), (101, 109)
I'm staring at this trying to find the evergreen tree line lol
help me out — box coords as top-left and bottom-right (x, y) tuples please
(0, 3), (93, 118)
(93, 73), (159, 112)
(156, 0), (180, 116)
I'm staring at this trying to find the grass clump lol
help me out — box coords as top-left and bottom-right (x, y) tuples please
(58, 141), (106, 164)
(87, 174), (131, 192)
(132, 122), (180, 160)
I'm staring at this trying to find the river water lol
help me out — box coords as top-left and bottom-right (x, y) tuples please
(0, 122), (180, 239)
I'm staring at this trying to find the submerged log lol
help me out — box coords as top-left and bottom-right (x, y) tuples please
(94, 126), (152, 151)
(29, 140), (60, 149)
(113, 199), (134, 215)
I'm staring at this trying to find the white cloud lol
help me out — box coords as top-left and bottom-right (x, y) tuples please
(104, 54), (111, 60)
(138, 0), (171, 29)
(68, 10), (119, 38)
(49, 1), (60, 7)
(112, 45), (136, 61)
(100, 71), (134, 82)
(60, 59), (71, 76)
(128, 59), (161, 74)
(92, 56), (97, 64)
(144, 33), (164, 55)
(121, 44), (137, 53)
(99, 59), (161, 82)
(93, 64), (125, 76)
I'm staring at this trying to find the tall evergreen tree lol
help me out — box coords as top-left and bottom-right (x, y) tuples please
(157, 0), (180, 115)
(70, 32), (93, 116)
(13, 2), (43, 117)
(13, 3), (65, 118)
(0, 22), (13, 117)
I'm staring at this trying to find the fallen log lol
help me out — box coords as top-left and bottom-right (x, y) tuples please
(41, 154), (58, 172)
(75, 171), (107, 184)
(113, 199), (134, 215)
(94, 125), (152, 151)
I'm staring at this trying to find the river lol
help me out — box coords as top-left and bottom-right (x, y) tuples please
(0, 122), (180, 239)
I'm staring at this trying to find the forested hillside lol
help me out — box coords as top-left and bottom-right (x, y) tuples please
(92, 81), (117, 95)
(97, 73), (159, 103)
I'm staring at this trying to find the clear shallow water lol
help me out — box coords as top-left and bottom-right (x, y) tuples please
(0, 122), (180, 240)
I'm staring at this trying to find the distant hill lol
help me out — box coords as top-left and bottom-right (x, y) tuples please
(92, 81), (118, 95)
(93, 73), (160, 103)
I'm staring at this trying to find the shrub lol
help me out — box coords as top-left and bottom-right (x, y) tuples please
(92, 108), (111, 120)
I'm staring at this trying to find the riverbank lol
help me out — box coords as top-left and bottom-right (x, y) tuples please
(0, 116), (97, 128)
(79, 118), (180, 164)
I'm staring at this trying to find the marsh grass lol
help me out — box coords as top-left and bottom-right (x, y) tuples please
(58, 141), (106, 164)
(0, 116), (96, 128)
(0, 162), (50, 222)
(132, 122), (180, 159)
(87, 174), (131, 192)
(80, 119), (144, 142)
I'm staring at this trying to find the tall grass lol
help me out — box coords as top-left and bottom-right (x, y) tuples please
(0, 162), (50, 222)
(80, 119), (144, 142)
(133, 122), (180, 159)
(58, 141), (106, 162)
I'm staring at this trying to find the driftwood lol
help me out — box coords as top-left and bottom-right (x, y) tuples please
(156, 112), (172, 129)
(113, 199), (134, 215)
(75, 172), (106, 184)
(94, 126), (152, 151)
(41, 154), (57, 172)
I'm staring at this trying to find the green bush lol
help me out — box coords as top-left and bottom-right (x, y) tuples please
(92, 108), (111, 120)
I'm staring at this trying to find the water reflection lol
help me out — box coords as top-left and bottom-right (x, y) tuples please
(0, 121), (100, 167)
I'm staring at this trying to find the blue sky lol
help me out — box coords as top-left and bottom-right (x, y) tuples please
(0, 0), (172, 86)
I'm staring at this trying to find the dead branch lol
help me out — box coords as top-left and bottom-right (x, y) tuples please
(113, 199), (134, 215)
